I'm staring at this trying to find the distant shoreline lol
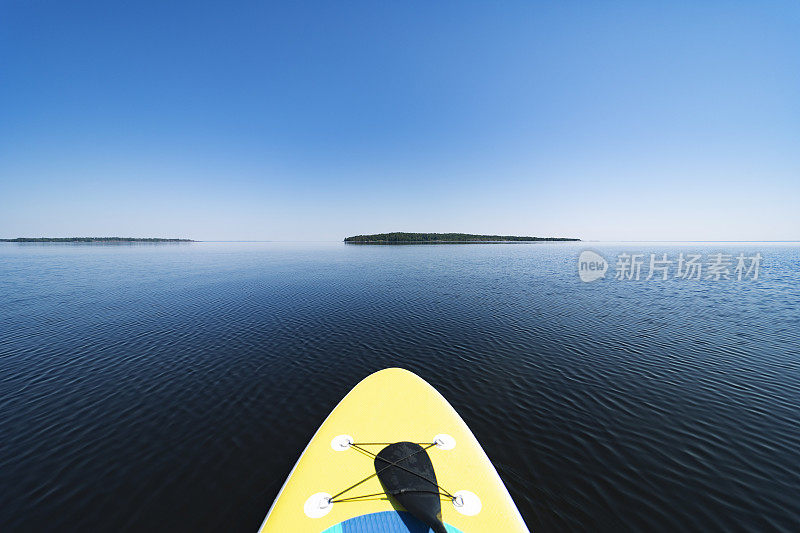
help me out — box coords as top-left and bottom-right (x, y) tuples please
(0, 237), (194, 243)
(344, 232), (580, 243)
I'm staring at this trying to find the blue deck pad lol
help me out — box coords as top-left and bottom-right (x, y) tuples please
(321, 511), (464, 533)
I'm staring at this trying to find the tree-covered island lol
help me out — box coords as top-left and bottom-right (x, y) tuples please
(344, 232), (580, 243)
(0, 237), (195, 242)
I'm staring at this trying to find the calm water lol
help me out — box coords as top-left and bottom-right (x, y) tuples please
(1, 242), (799, 532)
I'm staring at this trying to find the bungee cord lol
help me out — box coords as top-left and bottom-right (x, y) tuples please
(328, 441), (455, 504)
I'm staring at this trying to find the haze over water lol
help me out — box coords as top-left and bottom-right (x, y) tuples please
(1, 241), (799, 531)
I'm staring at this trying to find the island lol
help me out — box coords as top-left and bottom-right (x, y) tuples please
(344, 232), (580, 243)
(0, 237), (194, 243)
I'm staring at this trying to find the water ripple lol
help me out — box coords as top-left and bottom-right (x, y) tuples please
(1, 242), (799, 531)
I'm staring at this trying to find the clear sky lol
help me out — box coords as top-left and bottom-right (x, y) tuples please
(1, 1), (798, 241)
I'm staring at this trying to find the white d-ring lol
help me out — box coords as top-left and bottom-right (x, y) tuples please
(433, 434), (456, 450)
(304, 492), (333, 518)
(331, 434), (354, 451)
(452, 490), (481, 515)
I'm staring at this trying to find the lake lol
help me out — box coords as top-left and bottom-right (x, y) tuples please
(1, 241), (799, 531)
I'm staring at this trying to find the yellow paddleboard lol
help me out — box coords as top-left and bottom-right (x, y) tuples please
(258, 368), (530, 532)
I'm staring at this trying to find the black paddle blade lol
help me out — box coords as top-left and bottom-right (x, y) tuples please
(375, 442), (447, 533)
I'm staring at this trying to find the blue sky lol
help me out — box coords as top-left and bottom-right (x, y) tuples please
(1, 1), (798, 241)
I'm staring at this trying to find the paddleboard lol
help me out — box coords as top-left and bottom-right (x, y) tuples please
(258, 368), (530, 532)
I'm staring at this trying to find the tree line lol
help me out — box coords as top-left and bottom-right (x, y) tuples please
(344, 232), (579, 243)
